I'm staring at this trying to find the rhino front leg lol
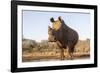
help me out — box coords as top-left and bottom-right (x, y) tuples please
(68, 48), (74, 60)
(60, 48), (65, 60)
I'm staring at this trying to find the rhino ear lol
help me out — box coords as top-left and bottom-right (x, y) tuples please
(50, 17), (54, 22)
(58, 16), (62, 21)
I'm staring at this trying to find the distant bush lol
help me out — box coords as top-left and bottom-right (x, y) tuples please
(22, 38), (37, 52)
(22, 38), (90, 53)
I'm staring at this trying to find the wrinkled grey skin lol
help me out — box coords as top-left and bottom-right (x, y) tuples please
(48, 16), (79, 60)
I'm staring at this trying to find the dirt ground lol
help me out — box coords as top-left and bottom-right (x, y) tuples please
(22, 51), (90, 62)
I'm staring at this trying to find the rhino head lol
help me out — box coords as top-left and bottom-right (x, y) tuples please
(48, 26), (56, 42)
(48, 16), (63, 42)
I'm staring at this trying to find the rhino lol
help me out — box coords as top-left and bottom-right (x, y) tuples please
(48, 16), (79, 60)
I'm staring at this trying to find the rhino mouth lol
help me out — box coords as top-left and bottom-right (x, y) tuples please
(48, 39), (56, 42)
(48, 40), (56, 42)
(48, 38), (56, 42)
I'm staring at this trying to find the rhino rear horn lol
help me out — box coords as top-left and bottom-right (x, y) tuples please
(50, 17), (54, 22)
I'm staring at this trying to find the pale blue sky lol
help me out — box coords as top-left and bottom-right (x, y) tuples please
(22, 10), (90, 42)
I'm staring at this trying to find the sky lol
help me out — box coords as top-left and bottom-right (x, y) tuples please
(22, 10), (90, 42)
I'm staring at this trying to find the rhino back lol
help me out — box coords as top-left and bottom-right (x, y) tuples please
(55, 23), (78, 48)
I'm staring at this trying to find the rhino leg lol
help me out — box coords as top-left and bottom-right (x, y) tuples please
(67, 46), (74, 60)
(60, 48), (65, 60)
(69, 52), (74, 60)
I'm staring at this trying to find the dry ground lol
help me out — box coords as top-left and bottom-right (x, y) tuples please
(22, 51), (90, 62)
